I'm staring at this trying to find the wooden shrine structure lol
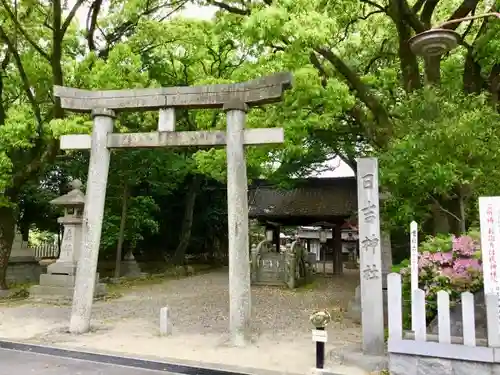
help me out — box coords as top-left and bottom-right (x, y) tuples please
(248, 177), (358, 276)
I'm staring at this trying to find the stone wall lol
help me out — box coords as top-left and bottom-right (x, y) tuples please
(390, 353), (499, 375)
(7, 257), (42, 284)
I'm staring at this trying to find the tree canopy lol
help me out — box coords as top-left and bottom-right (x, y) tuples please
(0, 0), (499, 288)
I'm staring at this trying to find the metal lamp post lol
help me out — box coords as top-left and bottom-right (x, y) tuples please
(409, 12), (500, 56)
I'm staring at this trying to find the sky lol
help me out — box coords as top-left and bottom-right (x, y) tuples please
(73, 1), (355, 178)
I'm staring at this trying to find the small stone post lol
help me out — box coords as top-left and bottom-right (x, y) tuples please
(160, 306), (172, 336)
(224, 99), (251, 347)
(70, 109), (115, 334)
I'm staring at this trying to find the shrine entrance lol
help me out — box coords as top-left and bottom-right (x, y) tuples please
(248, 177), (359, 279)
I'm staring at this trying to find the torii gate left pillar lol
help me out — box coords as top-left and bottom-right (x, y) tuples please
(54, 73), (292, 346)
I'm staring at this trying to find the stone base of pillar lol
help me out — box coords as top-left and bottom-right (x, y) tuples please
(29, 273), (107, 303)
(346, 285), (388, 326)
(120, 259), (142, 278)
(6, 256), (42, 284)
(47, 261), (78, 276)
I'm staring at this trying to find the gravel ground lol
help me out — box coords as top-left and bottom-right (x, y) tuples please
(0, 268), (363, 374)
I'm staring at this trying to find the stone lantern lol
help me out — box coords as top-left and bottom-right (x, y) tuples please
(47, 179), (85, 275)
(29, 179), (106, 302)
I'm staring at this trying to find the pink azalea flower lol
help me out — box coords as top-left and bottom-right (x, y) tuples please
(418, 251), (433, 269)
(453, 258), (481, 273)
(439, 266), (455, 278)
(431, 252), (453, 265)
(452, 235), (476, 257)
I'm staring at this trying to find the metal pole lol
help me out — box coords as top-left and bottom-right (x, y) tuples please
(316, 327), (325, 369)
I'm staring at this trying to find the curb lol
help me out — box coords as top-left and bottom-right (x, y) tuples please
(0, 340), (262, 375)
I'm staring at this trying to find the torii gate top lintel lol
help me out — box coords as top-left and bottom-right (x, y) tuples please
(54, 72), (293, 113)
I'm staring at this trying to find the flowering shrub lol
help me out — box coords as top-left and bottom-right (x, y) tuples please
(394, 231), (483, 328)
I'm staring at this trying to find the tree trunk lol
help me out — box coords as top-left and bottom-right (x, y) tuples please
(463, 51), (484, 94)
(20, 222), (29, 242)
(446, 194), (467, 235)
(52, 0), (65, 119)
(431, 202), (451, 234)
(172, 176), (200, 266)
(114, 184), (129, 279)
(0, 205), (17, 290)
(458, 194), (466, 234)
(389, 0), (422, 92)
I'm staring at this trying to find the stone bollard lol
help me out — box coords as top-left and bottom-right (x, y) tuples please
(160, 306), (172, 336)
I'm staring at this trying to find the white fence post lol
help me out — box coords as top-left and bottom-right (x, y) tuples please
(410, 221), (418, 332)
(461, 292), (476, 347)
(437, 290), (451, 344)
(413, 289), (427, 341)
(387, 272), (403, 340)
(32, 242), (59, 259)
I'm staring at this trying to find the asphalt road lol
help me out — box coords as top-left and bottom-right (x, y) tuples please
(0, 348), (178, 375)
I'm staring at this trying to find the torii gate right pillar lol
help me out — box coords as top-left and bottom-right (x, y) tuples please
(224, 99), (251, 345)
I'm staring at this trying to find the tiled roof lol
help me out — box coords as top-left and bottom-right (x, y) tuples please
(248, 177), (357, 219)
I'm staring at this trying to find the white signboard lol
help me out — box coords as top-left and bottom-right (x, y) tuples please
(479, 197), (500, 321)
(410, 221), (419, 331)
(312, 329), (328, 343)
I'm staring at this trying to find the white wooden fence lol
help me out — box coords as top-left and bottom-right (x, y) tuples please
(32, 243), (59, 259)
(387, 272), (500, 362)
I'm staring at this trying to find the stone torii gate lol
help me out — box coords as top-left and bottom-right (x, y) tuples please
(54, 72), (292, 346)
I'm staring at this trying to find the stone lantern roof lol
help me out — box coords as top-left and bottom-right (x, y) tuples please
(50, 179), (85, 207)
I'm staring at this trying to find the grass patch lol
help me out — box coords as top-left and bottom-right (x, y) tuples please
(296, 279), (319, 291)
(0, 282), (33, 302)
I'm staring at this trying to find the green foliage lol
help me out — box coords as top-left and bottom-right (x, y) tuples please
(394, 232), (484, 328)
(100, 196), (160, 253)
(28, 229), (57, 247)
(2, 0), (500, 286)
(380, 88), (500, 228)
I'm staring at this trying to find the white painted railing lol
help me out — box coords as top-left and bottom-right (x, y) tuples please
(387, 272), (500, 362)
(32, 243), (59, 259)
